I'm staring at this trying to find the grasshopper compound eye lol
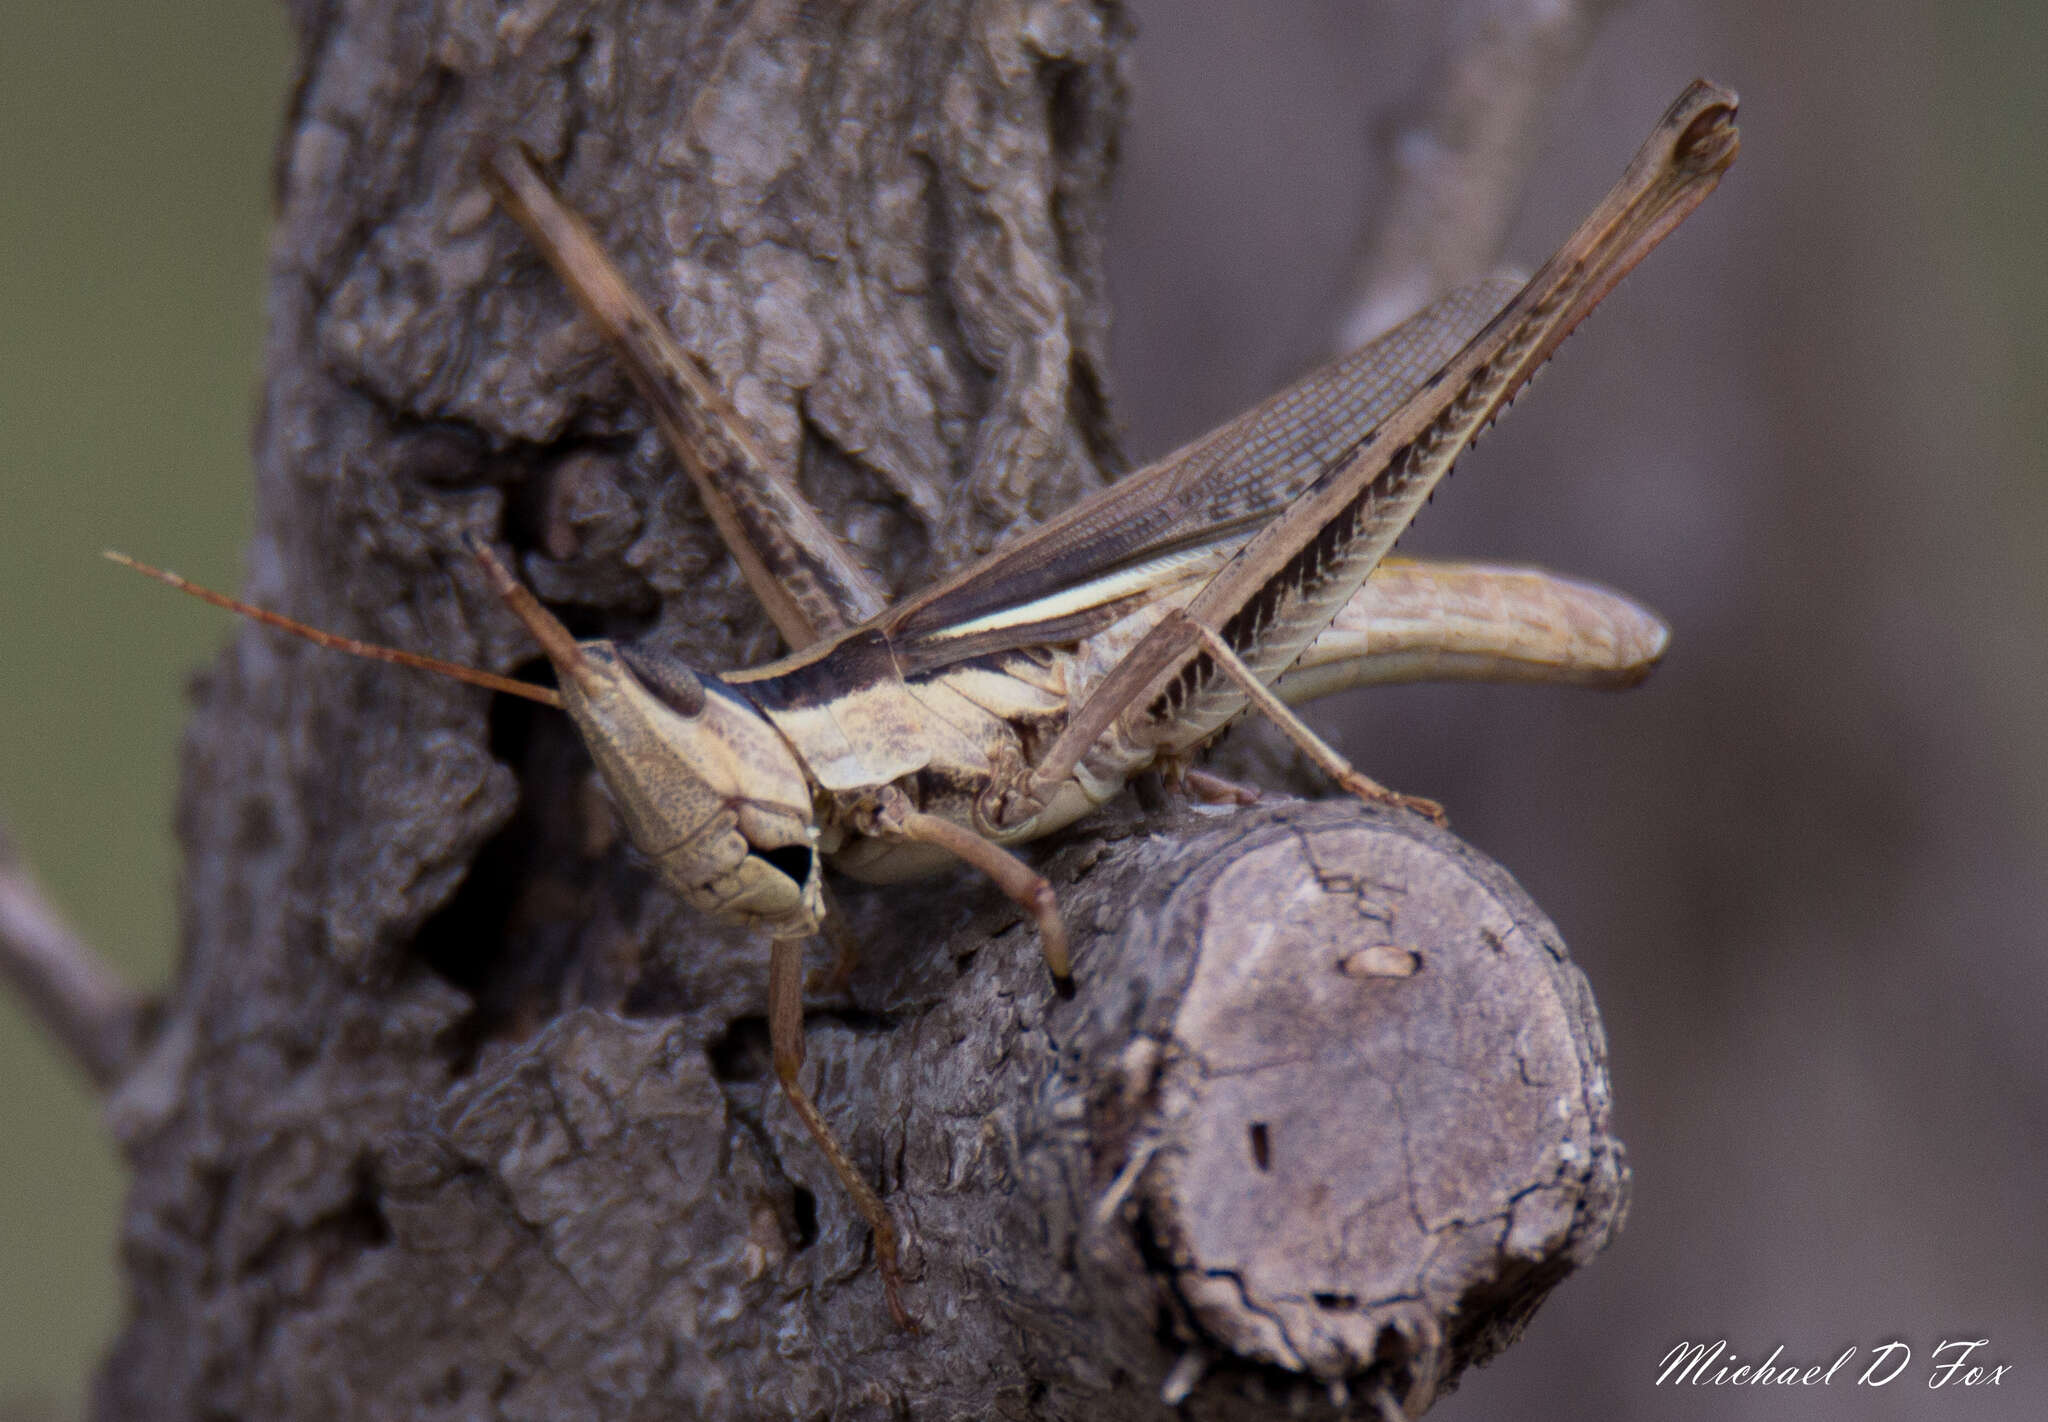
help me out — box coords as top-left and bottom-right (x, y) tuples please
(621, 645), (707, 717)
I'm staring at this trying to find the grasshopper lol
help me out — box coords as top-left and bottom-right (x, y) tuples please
(114, 80), (1737, 1328)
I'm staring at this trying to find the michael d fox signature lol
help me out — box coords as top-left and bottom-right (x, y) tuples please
(1657, 1339), (2010, 1390)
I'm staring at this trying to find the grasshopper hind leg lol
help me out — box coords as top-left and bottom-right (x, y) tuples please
(768, 933), (916, 1331)
(1188, 621), (1447, 825)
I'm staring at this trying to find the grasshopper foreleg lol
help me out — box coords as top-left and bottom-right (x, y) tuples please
(768, 933), (916, 1331)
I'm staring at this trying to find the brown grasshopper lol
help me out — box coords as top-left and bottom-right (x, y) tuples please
(114, 80), (1737, 1328)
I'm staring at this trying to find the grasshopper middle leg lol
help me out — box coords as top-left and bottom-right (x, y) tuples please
(864, 788), (1071, 982)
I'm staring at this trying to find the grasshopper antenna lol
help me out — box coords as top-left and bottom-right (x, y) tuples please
(458, 533), (603, 699)
(104, 550), (565, 710)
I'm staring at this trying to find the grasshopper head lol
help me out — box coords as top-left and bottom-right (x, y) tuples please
(568, 644), (824, 937)
(469, 539), (824, 938)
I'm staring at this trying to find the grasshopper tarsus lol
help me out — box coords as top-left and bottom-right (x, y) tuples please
(769, 932), (919, 1331)
(1338, 773), (1449, 829)
(1179, 766), (1263, 807)
(1024, 879), (1071, 984)
(881, 1269), (921, 1335)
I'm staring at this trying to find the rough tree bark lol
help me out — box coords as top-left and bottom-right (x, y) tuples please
(87, 2), (1626, 1416)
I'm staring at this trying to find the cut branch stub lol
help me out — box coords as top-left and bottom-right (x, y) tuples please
(1046, 799), (1628, 1413)
(316, 799), (1623, 1419)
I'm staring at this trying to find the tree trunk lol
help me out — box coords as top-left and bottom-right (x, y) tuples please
(92, 3), (1625, 1416)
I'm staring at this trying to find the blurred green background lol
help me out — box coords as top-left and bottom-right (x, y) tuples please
(0, 1), (288, 1407)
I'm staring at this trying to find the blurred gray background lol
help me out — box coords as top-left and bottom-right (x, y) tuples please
(2, 0), (2040, 1416)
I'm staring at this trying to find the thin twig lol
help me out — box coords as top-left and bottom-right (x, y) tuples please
(1335, 0), (1624, 353)
(0, 820), (149, 1089)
